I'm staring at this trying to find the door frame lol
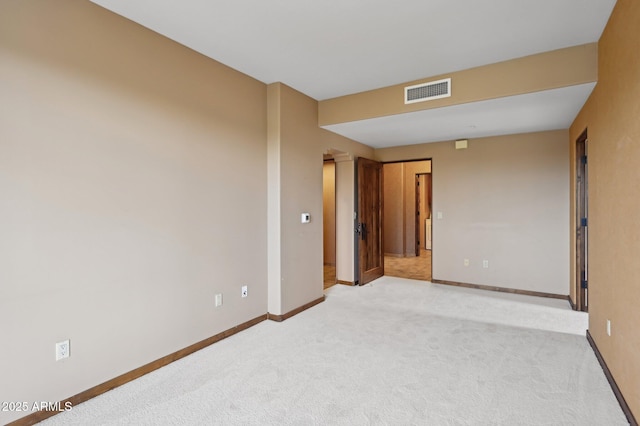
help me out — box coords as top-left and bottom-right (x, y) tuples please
(379, 158), (434, 282)
(415, 172), (432, 255)
(415, 174), (421, 256)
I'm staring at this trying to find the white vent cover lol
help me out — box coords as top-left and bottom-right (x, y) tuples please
(404, 78), (451, 104)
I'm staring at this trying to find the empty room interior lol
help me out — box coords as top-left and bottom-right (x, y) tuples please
(1, 0), (639, 424)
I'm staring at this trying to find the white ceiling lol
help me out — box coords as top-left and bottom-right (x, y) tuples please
(90, 0), (616, 147)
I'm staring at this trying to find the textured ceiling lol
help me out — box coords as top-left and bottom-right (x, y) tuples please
(90, 0), (616, 147)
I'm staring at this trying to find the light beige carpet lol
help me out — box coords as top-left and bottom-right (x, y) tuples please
(40, 277), (628, 425)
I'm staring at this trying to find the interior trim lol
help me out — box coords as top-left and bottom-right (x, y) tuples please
(267, 296), (325, 322)
(431, 279), (569, 301)
(586, 330), (638, 426)
(337, 280), (355, 286)
(6, 314), (268, 426)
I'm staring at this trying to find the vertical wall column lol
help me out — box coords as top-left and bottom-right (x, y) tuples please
(267, 83), (282, 314)
(268, 81), (374, 311)
(266, 82), (325, 315)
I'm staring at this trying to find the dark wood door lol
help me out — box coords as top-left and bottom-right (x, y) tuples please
(576, 131), (588, 311)
(356, 157), (384, 285)
(415, 175), (421, 256)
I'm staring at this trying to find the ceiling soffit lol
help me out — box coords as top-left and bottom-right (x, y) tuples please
(318, 44), (597, 127)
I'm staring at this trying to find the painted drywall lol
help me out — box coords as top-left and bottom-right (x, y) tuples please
(267, 83), (373, 314)
(376, 131), (570, 296)
(319, 43), (597, 126)
(267, 85), (283, 315)
(569, 0), (640, 417)
(0, 1), (267, 423)
(323, 162), (336, 265)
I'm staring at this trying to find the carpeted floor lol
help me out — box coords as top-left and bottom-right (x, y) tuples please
(40, 277), (628, 425)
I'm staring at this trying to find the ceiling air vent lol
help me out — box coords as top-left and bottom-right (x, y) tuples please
(404, 78), (451, 104)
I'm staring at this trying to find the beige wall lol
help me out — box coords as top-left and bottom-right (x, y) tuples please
(323, 162), (336, 265)
(376, 131), (570, 295)
(570, 0), (640, 417)
(267, 83), (373, 314)
(383, 163), (405, 255)
(278, 83), (324, 313)
(0, 1), (268, 423)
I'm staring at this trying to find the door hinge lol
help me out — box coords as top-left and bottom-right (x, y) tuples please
(581, 280), (588, 289)
(581, 217), (588, 227)
(581, 155), (588, 165)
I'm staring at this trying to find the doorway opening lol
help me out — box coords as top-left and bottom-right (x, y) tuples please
(323, 149), (357, 289)
(382, 160), (432, 281)
(575, 130), (588, 311)
(323, 157), (337, 289)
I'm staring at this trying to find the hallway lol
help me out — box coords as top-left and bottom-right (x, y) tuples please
(325, 250), (432, 289)
(384, 249), (432, 281)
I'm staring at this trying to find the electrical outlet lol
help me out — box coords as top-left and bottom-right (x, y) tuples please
(482, 260), (489, 269)
(463, 259), (469, 267)
(607, 319), (611, 336)
(55, 340), (70, 361)
(241, 285), (248, 298)
(215, 293), (223, 307)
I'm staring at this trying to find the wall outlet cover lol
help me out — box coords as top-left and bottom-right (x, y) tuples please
(56, 340), (70, 361)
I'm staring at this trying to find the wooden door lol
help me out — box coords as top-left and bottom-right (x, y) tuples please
(356, 157), (384, 285)
(576, 131), (588, 311)
(415, 175), (421, 256)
